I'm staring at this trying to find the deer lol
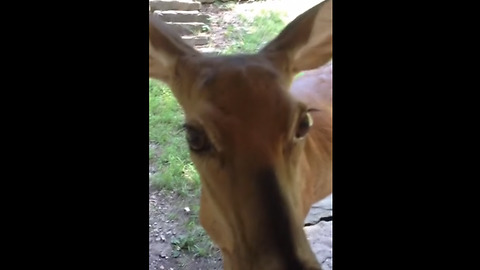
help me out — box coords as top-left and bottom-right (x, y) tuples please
(149, 0), (332, 269)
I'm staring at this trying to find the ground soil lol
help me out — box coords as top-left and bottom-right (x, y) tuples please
(148, 186), (223, 270)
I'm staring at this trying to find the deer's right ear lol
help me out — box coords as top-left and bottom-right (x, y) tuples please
(149, 14), (199, 84)
(260, 0), (332, 74)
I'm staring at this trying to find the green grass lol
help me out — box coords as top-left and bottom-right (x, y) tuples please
(149, 7), (287, 258)
(223, 10), (287, 54)
(149, 79), (201, 196)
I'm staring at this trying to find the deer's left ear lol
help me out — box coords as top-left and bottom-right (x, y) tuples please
(149, 13), (200, 84)
(260, 0), (332, 73)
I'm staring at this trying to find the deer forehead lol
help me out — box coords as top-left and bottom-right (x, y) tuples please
(180, 55), (296, 117)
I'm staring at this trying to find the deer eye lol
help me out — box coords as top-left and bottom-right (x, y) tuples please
(295, 113), (313, 139)
(184, 124), (212, 153)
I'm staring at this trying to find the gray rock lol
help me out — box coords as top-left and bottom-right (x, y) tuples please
(196, 47), (221, 56)
(150, 0), (201, 12)
(304, 194), (332, 225)
(182, 35), (209, 46)
(304, 221), (332, 270)
(304, 194), (332, 269)
(150, 242), (171, 257)
(154, 10), (209, 23)
(164, 22), (205, 36)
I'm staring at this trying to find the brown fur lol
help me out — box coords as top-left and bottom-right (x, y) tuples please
(149, 1), (332, 269)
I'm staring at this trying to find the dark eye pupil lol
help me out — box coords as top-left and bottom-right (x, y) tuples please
(188, 132), (202, 149)
(185, 126), (209, 152)
(296, 114), (311, 139)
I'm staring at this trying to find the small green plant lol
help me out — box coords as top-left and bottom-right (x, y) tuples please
(170, 207), (217, 258)
(201, 24), (211, 33)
